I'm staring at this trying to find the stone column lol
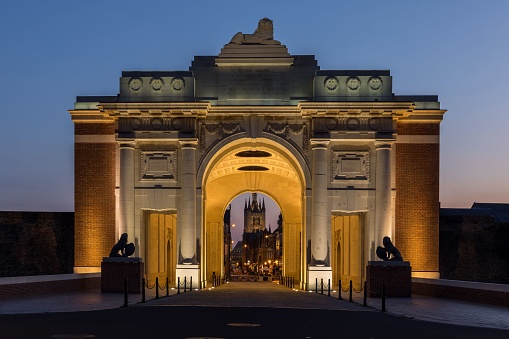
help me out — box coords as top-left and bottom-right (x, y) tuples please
(119, 141), (136, 239)
(179, 139), (198, 264)
(374, 141), (394, 259)
(310, 139), (330, 265)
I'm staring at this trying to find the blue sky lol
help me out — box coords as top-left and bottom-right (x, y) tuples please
(1, 1), (508, 236)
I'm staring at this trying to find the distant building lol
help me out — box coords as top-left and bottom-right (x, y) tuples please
(241, 193), (282, 274)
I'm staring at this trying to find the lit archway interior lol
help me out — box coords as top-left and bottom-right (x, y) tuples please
(202, 138), (305, 284)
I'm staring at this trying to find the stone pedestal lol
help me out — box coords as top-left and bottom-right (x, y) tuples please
(366, 261), (411, 297)
(307, 266), (332, 291)
(101, 257), (144, 294)
(176, 264), (200, 289)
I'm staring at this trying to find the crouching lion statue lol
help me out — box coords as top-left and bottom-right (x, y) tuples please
(376, 236), (403, 261)
(230, 17), (281, 45)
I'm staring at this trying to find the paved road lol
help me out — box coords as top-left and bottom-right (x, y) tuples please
(1, 282), (508, 338)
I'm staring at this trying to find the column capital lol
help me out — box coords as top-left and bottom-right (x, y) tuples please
(118, 140), (136, 149)
(374, 140), (395, 150)
(179, 138), (199, 149)
(309, 139), (330, 150)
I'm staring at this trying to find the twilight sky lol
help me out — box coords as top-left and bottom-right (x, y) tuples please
(1, 1), (508, 241)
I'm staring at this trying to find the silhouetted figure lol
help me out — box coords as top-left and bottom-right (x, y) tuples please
(109, 233), (135, 257)
(376, 236), (403, 261)
(230, 18), (281, 45)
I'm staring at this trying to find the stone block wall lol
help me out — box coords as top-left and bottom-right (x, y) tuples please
(101, 261), (144, 293)
(0, 212), (74, 277)
(366, 264), (412, 297)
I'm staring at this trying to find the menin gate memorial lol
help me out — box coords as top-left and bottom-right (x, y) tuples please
(69, 18), (445, 290)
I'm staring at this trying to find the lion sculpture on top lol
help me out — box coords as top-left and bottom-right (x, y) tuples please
(230, 17), (281, 45)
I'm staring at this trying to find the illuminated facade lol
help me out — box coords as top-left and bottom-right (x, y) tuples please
(68, 21), (445, 289)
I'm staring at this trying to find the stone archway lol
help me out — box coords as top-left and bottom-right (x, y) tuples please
(199, 137), (308, 287)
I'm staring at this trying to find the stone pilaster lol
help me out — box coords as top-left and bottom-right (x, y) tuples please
(310, 139), (330, 265)
(374, 140), (394, 260)
(179, 139), (198, 264)
(118, 141), (136, 241)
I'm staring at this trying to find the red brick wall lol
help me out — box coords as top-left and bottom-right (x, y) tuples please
(395, 122), (440, 273)
(74, 123), (116, 268)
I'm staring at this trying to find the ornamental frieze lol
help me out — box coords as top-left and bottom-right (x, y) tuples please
(118, 117), (196, 133)
(312, 117), (394, 133)
(199, 122), (244, 152)
(263, 122), (309, 152)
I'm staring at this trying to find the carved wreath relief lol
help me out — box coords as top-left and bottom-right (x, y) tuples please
(140, 151), (177, 180)
(368, 76), (383, 91)
(324, 76), (339, 92)
(170, 77), (185, 91)
(128, 78), (143, 92)
(346, 77), (361, 91)
(332, 151), (370, 182)
(150, 78), (164, 91)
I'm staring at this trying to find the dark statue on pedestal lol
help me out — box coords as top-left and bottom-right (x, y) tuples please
(376, 236), (403, 261)
(229, 17), (281, 45)
(109, 233), (135, 257)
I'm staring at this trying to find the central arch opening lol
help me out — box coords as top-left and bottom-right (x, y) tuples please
(227, 192), (282, 281)
(200, 138), (307, 287)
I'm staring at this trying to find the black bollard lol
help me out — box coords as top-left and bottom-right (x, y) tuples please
(123, 278), (128, 307)
(381, 282), (386, 312)
(177, 277), (180, 294)
(190, 276), (193, 291)
(338, 279), (342, 300)
(328, 279), (331, 296)
(156, 277), (159, 299)
(184, 277), (187, 292)
(292, 277), (294, 289)
(142, 278), (146, 303)
(363, 281), (367, 306)
(315, 278), (318, 293)
(321, 278), (324, 295)
(349, 280), (353, 302)
(166, 277), (169, 297)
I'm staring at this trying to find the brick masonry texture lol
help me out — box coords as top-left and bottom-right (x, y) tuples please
(75, 123), (115, 135)
(397, 122), (439, 135)
(440, 214), (509, 284)
(396, 122), (440, 273)
(74, 123), (116, 268)
(0, 212), (74, 277)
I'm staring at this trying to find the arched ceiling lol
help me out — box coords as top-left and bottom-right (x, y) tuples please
(204, 144), (303, 224)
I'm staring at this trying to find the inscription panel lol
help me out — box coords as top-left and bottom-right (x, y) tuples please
(218, 67), (289, 101)
(332, 151), (370, 182)
(140, 151), (177, 181)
